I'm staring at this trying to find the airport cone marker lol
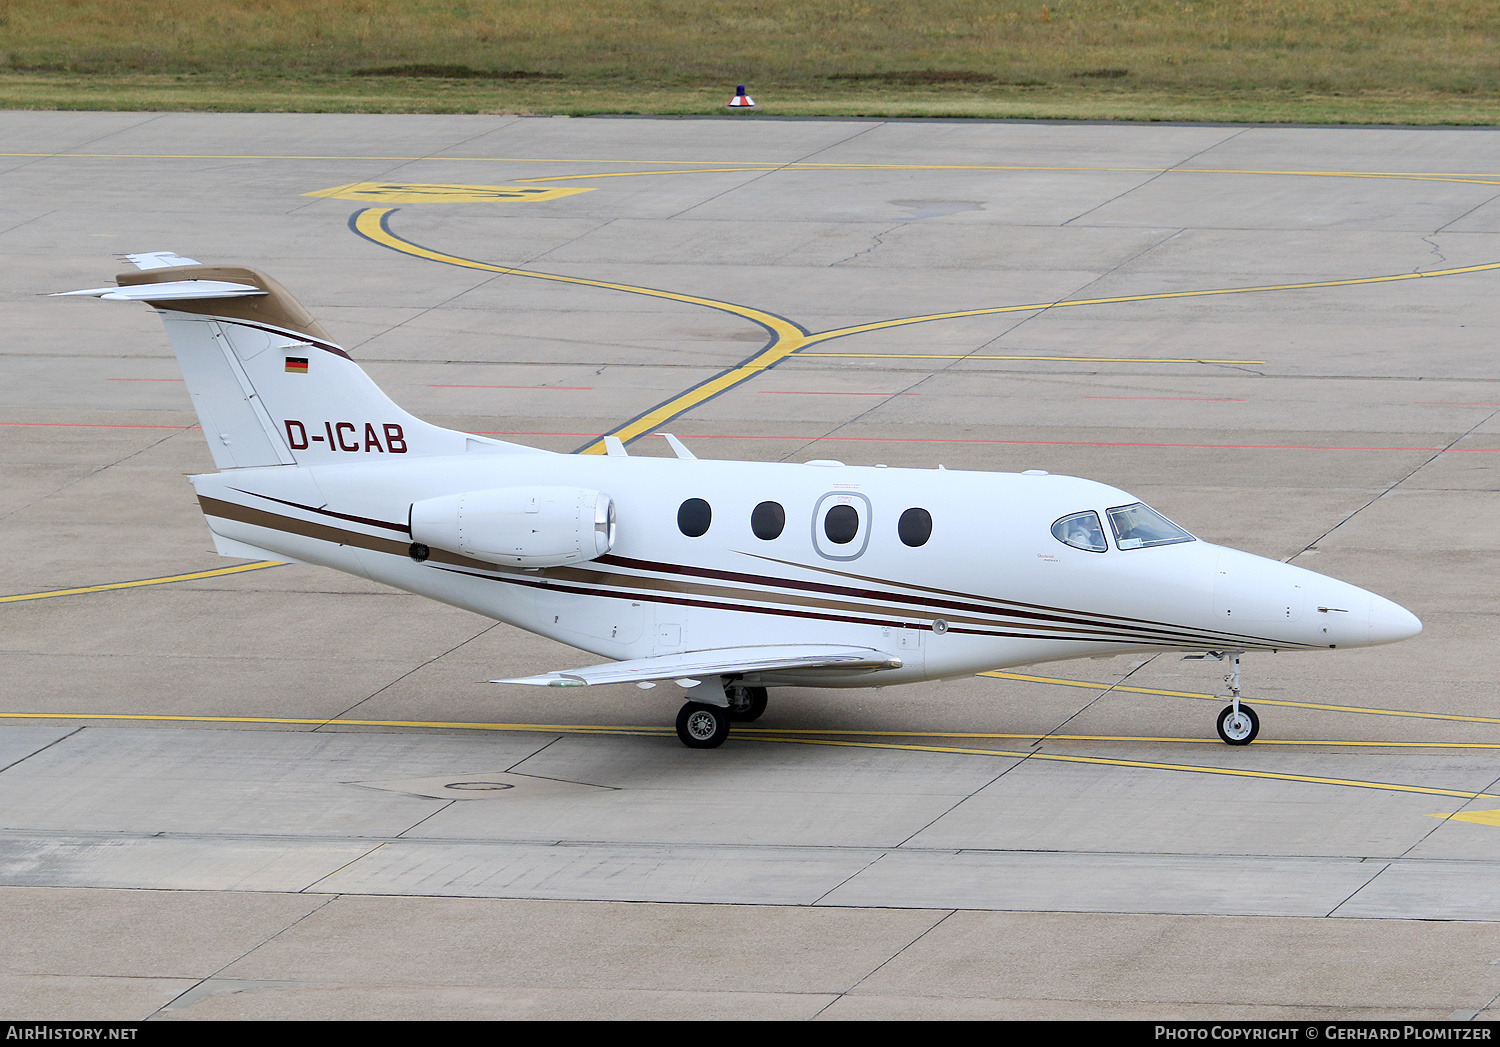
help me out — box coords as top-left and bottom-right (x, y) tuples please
(728, 85), (755, 108)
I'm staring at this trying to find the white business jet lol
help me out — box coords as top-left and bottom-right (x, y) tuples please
(58, 255), (1422, 748)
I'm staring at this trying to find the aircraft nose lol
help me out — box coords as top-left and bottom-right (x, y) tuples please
(1368, 594), (1422, 646)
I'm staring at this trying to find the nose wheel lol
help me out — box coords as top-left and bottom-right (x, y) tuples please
(1216, 703), (1260, 745)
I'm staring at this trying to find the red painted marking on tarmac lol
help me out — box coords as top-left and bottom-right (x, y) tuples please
(106, 378), (184, 382)
(757, 390), (920, 396)
(472, 430), (1500, 452)
(0, 422), (200, 430)
(429, 385), (593, 390)
(1085, 396), (1243, 402)
(11, 422), (1494, 454)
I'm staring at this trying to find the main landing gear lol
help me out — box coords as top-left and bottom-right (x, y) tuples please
(1202, 649), (1260, 746)
(676, 702), (731, 749)
(726, 684), (768, 723)
(674, 681), (768, 748)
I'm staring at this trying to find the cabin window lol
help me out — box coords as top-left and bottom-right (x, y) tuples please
(1051, 511), (1107, 553)
(811, 492), (872, 561)
(824, 505), (860, 544)
(677, 498), (712, 537)
(898, 507), (932, 547)
(751, 501), (785, 540)
(1106, 502), (1195, 550)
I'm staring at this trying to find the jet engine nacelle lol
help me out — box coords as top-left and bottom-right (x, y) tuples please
(409, 486), (615, 568)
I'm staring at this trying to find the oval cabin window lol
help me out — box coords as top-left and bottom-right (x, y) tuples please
(751, 501), (785, 541)
(811, 492), (871, 561)
(677, 498), (712, 538)
(898, 507), (932, 547)
(824, 504), (860, 545)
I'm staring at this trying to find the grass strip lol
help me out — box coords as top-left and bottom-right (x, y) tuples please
(4, 1), (1500, 123)
(4, 74), (1500, 124)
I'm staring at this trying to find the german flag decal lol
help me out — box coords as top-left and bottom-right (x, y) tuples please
(285, 357), (309, 374)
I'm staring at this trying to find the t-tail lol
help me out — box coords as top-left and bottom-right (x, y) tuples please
(55, 254), (542, 468)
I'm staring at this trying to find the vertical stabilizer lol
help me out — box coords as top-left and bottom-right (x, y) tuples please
(65, 263), (546, 468)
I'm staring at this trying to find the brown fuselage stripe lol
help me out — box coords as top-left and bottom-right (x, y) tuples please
(197, 495), (1317, 650)
(597, 552), (1286, 649)
(228, 488), (411, 534)
(428, 563), (1223, 649)
(541, 561), (1170, 642)
(200, 495), (408, 556)
(213, 488), (1283, 646)
(739, 550), (1279, 647)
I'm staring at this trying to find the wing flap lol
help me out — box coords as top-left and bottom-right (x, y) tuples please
(495, 644), (902, 687)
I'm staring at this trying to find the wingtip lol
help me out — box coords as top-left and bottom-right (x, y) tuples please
(46, 286), (119, 298)
(122, 251), (202, 271)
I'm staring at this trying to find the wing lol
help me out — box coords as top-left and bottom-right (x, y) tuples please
(495, 644), (902, 687)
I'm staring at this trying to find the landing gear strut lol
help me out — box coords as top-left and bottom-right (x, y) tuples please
(1208, 649), (1259, 746)
(726, 684), (768, 722)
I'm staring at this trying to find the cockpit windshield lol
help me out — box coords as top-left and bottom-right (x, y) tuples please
(1051, 510), (1107, 552)
(1106, 502), (1195, 550)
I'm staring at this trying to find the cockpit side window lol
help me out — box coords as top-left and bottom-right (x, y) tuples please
(1106, 502), (1195, 550)
(1051, 511), (1108, 553)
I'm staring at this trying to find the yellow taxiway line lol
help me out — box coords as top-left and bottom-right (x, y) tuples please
(351, 206), (815, 454)
(740, 734), (1500, 801)
(0, 711), (668, 734)
(753, 730), (1500, 749)
(0, 704), (1492, 749)
(793, 260), (1500, 349)
(984, 671), (1500, 727)
(356, 206), (1500, 451)
(0, 710), (1491, 802)
(0, 561), (282, 603)
(796, 353), (1267, 364)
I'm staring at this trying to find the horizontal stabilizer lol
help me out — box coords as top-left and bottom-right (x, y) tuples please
(51, 280), (267, 301)
(495, 644), (902, 687)
(124, 251), (202, 270)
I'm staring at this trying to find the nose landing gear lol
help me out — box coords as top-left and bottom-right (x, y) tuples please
(1190, 650), (1260, 745)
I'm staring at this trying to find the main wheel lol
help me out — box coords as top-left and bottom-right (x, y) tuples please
(1216, 703), (1260, 745)
(725, 685), (768, 723)
(676, 702), (731, 749)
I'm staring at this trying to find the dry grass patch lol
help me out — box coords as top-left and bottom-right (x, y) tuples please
(3, 1), (1499, 121)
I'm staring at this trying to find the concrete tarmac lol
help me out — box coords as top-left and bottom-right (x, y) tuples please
(2, 113), (1498, 1020)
